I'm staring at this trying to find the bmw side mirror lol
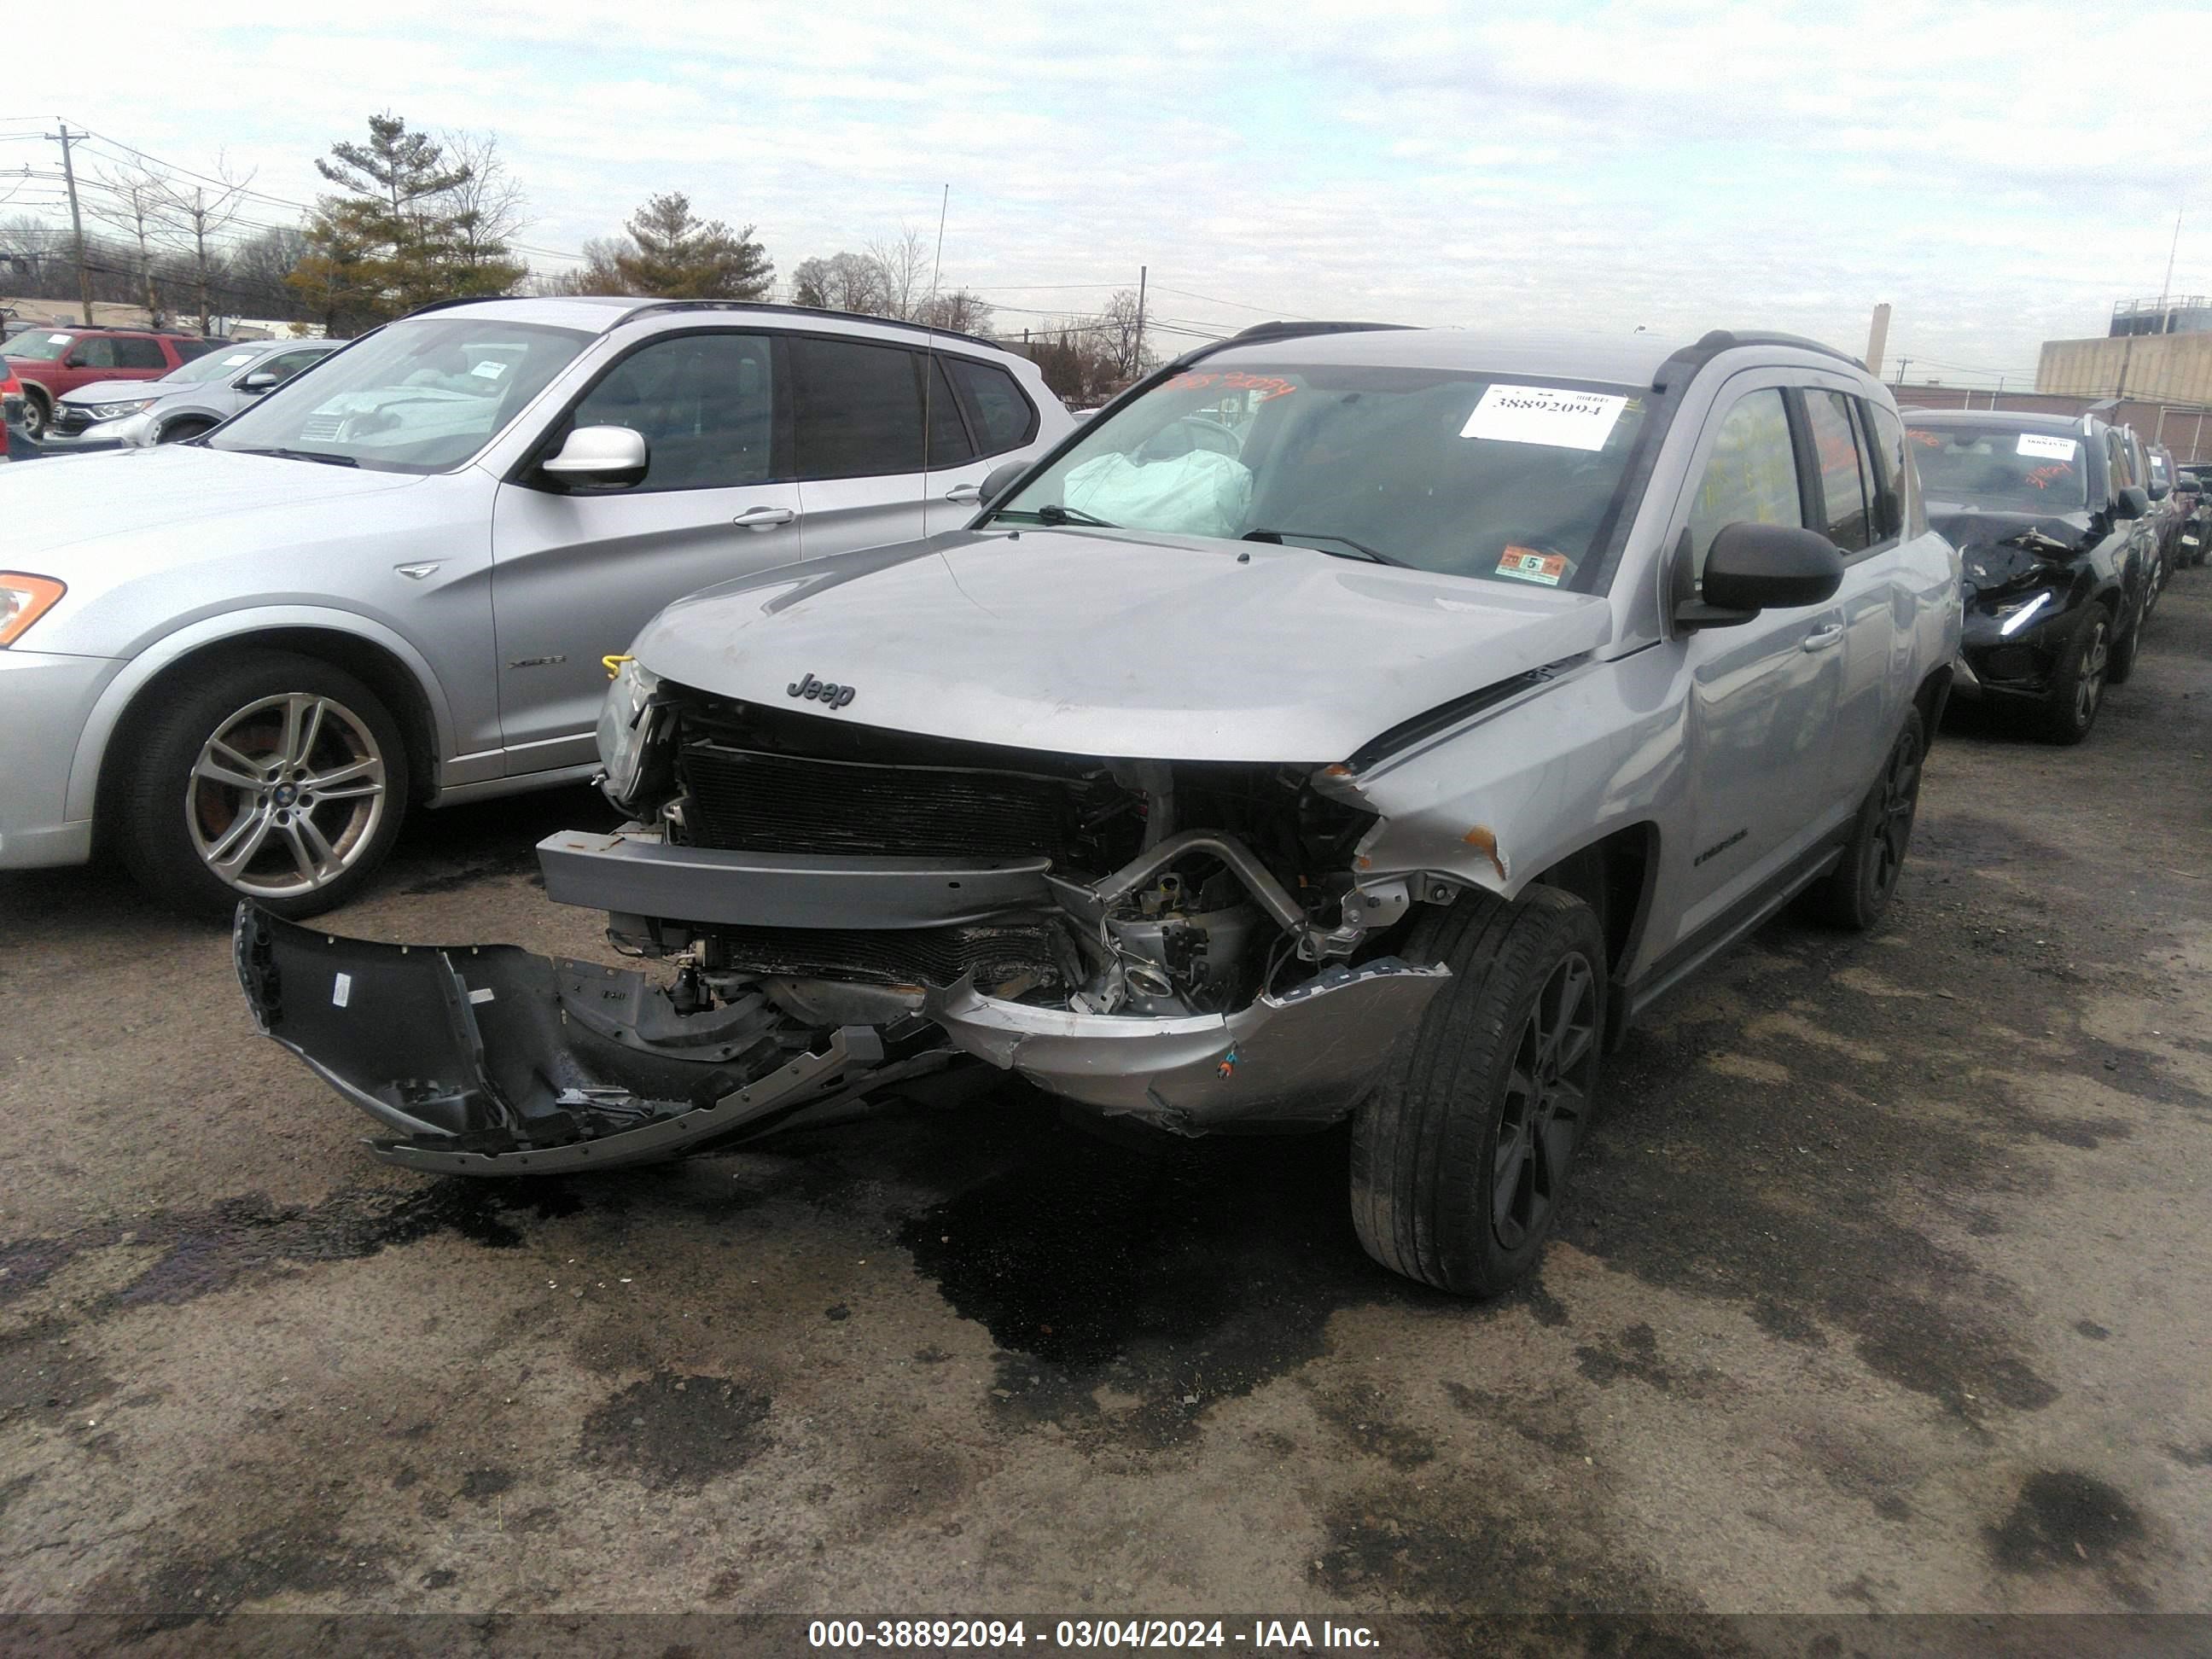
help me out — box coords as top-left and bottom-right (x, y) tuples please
(2114, 486), (2150, 521)
(540, 424), (649, 488)
(1674, 521), (1844, 632)
(978, 457), (1028, 508)
(238, 370), (281, 393)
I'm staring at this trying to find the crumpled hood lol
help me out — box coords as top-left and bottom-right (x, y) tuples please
(1928, 504), (2092, 601)
(633, 527), (1614, 762)
(0, 444), (422, 564)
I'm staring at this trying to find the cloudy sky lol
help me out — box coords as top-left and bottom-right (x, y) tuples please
(6, 0), (2203, 386)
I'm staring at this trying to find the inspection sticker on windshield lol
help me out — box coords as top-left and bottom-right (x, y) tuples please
(1498, 545), (1569, 585)
(221, 352), (254, 365)
(1462, 384), (1626, 451)
(2017, 433), (2075, 460)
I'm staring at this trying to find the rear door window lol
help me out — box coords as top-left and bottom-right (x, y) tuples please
(792, 336), (924, 480)
(946, 357), (1037, 455)
(924, 357), (975, 468)
(1685, 387), (1805, 579)
(1802, 389), (1871, 551)
(112, 336), (168, 370)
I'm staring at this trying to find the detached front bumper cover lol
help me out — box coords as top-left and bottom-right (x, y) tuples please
(235, 906), (880, 1174)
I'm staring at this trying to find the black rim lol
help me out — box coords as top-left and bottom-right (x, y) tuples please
(1492, 952), (1598, 1250)
(1868, 727), (1922, 900)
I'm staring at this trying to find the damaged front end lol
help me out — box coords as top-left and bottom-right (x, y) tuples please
(244, 685), (1459, 1169)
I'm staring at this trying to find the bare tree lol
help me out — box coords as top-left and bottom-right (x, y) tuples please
(439, 131), (532, 276)
(528, 236), (635, 297)
(150, 154), (254, 334)
(84, 163), (171, 324)
(1097, 288), (1150, 378)
(867, 225), (929, 320)
(792, 249), (890, 313)
(916, 288), (993, 336)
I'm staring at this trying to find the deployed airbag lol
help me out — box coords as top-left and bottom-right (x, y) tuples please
(1062, 450), (1253, 538)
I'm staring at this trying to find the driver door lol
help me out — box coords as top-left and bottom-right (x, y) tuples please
(1665, 378), (1848, 946)
(488, 329), (803, 773)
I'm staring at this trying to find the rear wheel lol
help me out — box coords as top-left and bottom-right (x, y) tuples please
(2036, 611), (2110, 743)
(1351, 886), (1605, 1297)
(115, 650), (410, 921)
(1803, 708), (1924, 930)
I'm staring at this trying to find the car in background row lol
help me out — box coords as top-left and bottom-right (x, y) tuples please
(43, 338), (344, 451)
(1906, 408), (2156, 742)
(2177, 467), (2209, 567)
(1, 361), (41, 463)
(0, 295), (1074, 917)
(0, 328), (230, 439)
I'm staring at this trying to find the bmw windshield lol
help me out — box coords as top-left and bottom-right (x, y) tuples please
(206, 317), (589, 474)
(987, 362), (1653, 591)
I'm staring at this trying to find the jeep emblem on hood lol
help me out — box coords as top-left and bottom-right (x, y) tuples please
(788, 672), (856, 710)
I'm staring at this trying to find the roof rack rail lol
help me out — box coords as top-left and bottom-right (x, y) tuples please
(1161, 318), (1412, 374)
(398, 295), (498, 319)
(1650, 328), (1864, 392)
(619, 298), (1002, 352)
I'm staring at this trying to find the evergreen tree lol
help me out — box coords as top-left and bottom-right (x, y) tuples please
(613, 193), (773, 300)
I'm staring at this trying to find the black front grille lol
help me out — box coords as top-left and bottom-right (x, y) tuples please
(713, 922), (1062, 988)
(678, 741), (1080, 859)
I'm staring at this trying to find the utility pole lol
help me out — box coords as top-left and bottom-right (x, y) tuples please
(46, 120), (93, 324)
(1864, 302), (1890, 381)
(1893, 356), (1909, 391)
(1133, 265), (1146, 378)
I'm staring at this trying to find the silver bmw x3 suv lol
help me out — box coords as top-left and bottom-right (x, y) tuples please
(0, 296), (1070, 916)
(241, 322), (1961, 1297)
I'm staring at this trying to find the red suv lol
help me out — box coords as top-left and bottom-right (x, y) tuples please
(0, 328), (227, 439)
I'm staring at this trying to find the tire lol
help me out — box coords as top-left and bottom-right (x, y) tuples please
(2036, 610), (2112, 743)
(20, 387), (49, 440)
(1802, 707), (1924, 930)
(1351, 886), (1605, 1297)
(114, 649), (410, 922)
(155, 417), (214, 444)
(2104, 608), (2139, 688)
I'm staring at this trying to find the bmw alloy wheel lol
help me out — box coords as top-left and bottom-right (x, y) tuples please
(188, 692), (389, 899)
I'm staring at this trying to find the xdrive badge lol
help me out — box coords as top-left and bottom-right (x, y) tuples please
(787, 672), (857, 710)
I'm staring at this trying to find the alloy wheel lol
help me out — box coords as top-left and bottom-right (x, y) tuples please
(186, 692), (389, 899)
(1492, 952), (1598, 1249)
(2075, 620), (2109, 728)
(1870, 729), (1922, 900)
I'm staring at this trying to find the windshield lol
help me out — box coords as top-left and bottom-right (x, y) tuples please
(166, 346), (278, 386)
(988, 362), (1651, 591)
(207, 317), (588, 473)
(1906, 425), (2089, 513)
(3, 331), (76, 363)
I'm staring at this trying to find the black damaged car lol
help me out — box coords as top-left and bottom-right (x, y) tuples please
(1906, 409), (2155, 743)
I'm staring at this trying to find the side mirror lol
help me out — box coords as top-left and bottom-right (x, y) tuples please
(2148, 480), (2170, 502)
(1675, 521), (1844, 631)
(2114, 485), (2150, 521)
(978, 457), (1028, 508)
(238, 370), (281, 393)
(540, 423), (649, 487)
(61, 352), (86, 369)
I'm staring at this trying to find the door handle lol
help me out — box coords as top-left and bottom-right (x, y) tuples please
(943, 483), (982, 504)
(733, 505), (795, 531)
(1801, 624), (1844, 652)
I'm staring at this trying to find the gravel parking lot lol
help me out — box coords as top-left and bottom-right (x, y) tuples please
(3, 585), (2209, 1632)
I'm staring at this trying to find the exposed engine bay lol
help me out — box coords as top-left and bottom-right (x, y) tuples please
(236, 684), (1454, 1172)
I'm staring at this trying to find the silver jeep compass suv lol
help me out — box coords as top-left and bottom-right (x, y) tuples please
(241, 322), (1960, 1297)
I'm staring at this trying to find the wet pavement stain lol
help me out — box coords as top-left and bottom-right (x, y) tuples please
(897, 1103), (1428, 1445)
(579, 1370), (772, 1490)
(131, 1521), (393, 1615)
(1984, 1470), (2152, 1604)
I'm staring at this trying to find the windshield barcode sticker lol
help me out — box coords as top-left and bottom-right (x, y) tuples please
(471, 360), (508, 380)
(332, 972), (352, 1009)
(2017, 434), (2075, 460)
(1461, 384), (1627, 451)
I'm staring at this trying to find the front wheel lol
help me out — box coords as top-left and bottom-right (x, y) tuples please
(2036, 611), (2111, 742)
(155, 417), (215, 444)
(19, 387), (49, 440)
(114, 649), (410, 921)
(1351, 887), (1606, 1297)
(1803, 707), (1924, 930)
